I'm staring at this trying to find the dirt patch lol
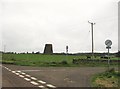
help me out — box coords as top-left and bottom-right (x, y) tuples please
(95, 78), (118, 87)
(93, 70), (119, 87)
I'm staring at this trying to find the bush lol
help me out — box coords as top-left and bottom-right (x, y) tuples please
(61, 60), (68, 64)
(106, 68), (115, 73)
(116, 51), (120, 57)
(11, 58), (15, 61)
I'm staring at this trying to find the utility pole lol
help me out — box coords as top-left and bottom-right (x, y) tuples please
(88, 21), (95, 59)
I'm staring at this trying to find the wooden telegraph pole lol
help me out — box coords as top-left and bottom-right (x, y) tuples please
(88, 21), (95, 59)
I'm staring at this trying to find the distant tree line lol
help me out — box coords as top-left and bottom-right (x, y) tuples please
(1, 51), (120, 57)
(2, 51), (41, 54)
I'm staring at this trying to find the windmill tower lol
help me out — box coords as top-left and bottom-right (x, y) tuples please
(43, 44), (53, 54)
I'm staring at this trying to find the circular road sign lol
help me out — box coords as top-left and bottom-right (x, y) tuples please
(105, 40), (112, 47)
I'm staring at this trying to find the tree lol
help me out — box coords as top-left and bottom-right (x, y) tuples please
(32, 51), (34, 54)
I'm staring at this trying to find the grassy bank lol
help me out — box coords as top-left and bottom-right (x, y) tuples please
(91, 68), (120, 87)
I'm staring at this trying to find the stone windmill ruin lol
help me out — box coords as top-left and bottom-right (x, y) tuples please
(43, 44), (53, 54)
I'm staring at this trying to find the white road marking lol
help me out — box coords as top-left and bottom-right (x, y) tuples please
(21, 72), (26, 75)
(8, 69), (11, 71)
(3, 66), (57, 88)
(31, 77), (37, 80)
(17, 71), (21, 73)
(47, 84), (56, 88)
(4, 67), (7, 69)
(30, 81), (39, 85)
(19, 75), (25, 78)
(25, 74), (31, 77)
(24, 78), (31, 81)
(38, 80), (46, 84)
(4, 67), (10, 70)
(15, 73), (20, 75)
(2, 66), (11, 71)
(5, 68), (9, 70)
(38, 85), (45, 88)
(12, 71), (16, 73)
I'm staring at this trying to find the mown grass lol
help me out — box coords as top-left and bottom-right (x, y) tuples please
(91, 68), (120, 87)
(1, 53), (120, 67)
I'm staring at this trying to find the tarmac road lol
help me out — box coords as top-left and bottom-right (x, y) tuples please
(1, 64), (118, 88)
(2, 65), (35, 88)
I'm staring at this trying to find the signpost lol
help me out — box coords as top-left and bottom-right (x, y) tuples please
(66, 46), (68, 54)
(105, 39), (112, 70)
(66, 46), (68, 61)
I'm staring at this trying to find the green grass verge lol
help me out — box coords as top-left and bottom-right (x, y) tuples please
(91, 68), (120, 87)
(1, 54), (120, 67)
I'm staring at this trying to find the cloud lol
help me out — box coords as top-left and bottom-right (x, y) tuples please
(1, 0), (118, 53)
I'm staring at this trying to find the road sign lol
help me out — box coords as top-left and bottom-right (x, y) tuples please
(66, 46), (68, 53)
(105, 40), (112, 47)
(105, 39), (112, 71)
(106, 46), (111, 49)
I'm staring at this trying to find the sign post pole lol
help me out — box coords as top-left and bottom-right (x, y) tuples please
(66, 46), (68, 61)
(105, 40), (112, 71)
(108, 47), (110, 70)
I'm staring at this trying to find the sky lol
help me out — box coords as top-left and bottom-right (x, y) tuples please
(0, 0), (119, 53)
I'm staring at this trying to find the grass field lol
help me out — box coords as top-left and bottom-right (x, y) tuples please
(2, 54), (82, 66)
(1, 53), (120, 67)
